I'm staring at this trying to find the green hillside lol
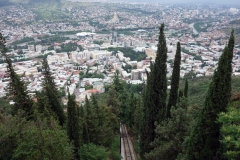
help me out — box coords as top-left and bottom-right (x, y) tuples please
(30, 2), (70, 21)
(180, 76), (240, 108)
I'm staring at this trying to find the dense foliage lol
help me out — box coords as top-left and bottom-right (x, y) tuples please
(167, 42), (181, 118)
(56, 42), (83, 53)
(11, 37), (34, 45)
(107, 47), (147, 61)
(218, 99), (240, 159)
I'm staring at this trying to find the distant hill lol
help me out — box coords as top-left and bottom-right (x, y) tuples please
(0, 0), (60, 5)
(230, 19), (240, 25)
(0, 0), (13, 6)
(28, 0), (60, 4)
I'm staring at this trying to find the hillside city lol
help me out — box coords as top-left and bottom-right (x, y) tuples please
(1, 1), (240, 104)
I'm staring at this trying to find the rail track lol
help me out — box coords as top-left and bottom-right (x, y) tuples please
(121, 124), (137, 160)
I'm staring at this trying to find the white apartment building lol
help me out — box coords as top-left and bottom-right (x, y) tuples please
(90, 50), (112, 59)
(47, 53), (69, 65)
(71, 50), (90, 63)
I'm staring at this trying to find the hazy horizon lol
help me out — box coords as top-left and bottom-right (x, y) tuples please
(0, 0), (240, 5)
(126, 0), (240, 5)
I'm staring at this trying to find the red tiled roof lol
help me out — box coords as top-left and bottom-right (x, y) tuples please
(86, 89), (100, 94)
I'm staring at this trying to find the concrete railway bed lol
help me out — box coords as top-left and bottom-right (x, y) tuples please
(120, 124), (137, 160)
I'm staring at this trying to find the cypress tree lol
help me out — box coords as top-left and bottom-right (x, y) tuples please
(140, 81), (152, 159)
(187, 32), (234, 159)
(140, 23), (168, 159)
(178, 89), (183, 102)
(78, 105), (85, 146)
(83, 96), (92, 144)
(184, 79), (188, 98)
(113, 70), (123, 93)
(129, 92), (136, 128)
(226, 29), (235, 97)
(67, 93), (80, 158)
(133, 96), (143, 135)
(89, 95), (102, 145)
(153, 23), (168, 122)
(92, 95), (101, 124)
(167, 42), (181, 118)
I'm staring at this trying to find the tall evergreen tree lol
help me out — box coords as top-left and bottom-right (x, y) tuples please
(88, 95), (104, 145)
(145, 98), (190, 160)
(140, 65), (154, 158)
(67, 93), (80, 158)
(226, 29), (235, 98)
(0, 33), (33, 117)
(42, 58), (58, 94)
(106, 88), (121, 116)
(133, 96), (143, 136)
(113, 70), (123, 93)
(0, 33), (6, 51)
(45, 85), (65, 126)
(78, 105), (86, 146)
(153, 23), (168, 122)
(42, 58), (65, 126)
(140, 23), (168, 159)
(82, 96), (117, 147)
(178, 89), (183, 102)
(6, 58), (33, 116)
(187, 31), (235, 159)
(129, 92), (136, 128)
(167, 42), (181, 118)
(84, 96), (95, 144)
(92, 95), (117, 147)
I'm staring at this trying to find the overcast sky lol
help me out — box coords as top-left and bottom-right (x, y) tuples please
(132, 0), (240, 5)
(167, 0), (240, 5)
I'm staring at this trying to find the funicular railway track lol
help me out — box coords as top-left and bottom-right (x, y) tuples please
(121, 124), (137, 160)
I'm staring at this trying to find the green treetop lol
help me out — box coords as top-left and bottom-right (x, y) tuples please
(187, 31), (235, 159)
(167, 42), (181, 118)
(140, 23), (168, 159)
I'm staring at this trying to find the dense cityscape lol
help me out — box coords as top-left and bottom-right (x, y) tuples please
(1, 0), (240, 159)
(0, 1), (240, 104)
